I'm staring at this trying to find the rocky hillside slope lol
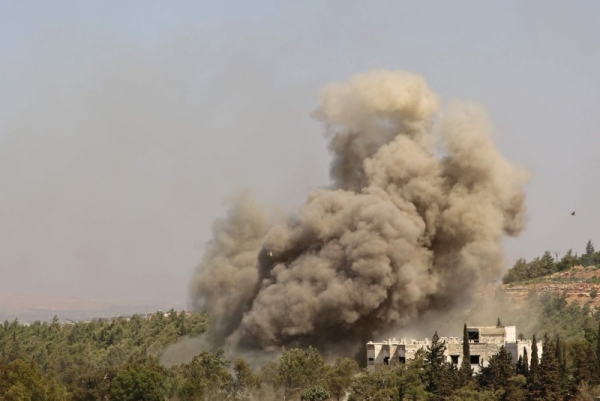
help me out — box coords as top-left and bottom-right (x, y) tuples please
(500, 265), (600, 308)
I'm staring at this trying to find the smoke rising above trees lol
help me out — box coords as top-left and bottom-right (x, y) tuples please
(190, 70), (529, 351)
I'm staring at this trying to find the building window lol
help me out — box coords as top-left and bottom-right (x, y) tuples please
(470, 355), (480, 364)
(450, 355), (459, 364)
(398, 356), (406, 364)
(368, 358), (374, 365)
(383, 356), (390, 365)
(468, 330), (480, 343)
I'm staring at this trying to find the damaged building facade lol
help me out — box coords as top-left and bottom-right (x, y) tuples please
(367, 325), (542, 373)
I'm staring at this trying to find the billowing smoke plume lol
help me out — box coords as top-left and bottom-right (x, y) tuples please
(190, 70), (528, 351)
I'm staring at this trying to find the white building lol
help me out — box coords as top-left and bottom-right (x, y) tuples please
(366, 324), (542, 372)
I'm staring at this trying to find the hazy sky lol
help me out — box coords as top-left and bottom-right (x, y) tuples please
(1, 1), (599, 307)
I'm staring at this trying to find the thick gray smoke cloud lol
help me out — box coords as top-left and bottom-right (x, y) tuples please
(190, 70), (528, 352)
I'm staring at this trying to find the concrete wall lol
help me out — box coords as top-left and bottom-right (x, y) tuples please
(367, 325), (542, 372)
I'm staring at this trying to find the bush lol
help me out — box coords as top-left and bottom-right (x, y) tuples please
(301, 385), (330, 401)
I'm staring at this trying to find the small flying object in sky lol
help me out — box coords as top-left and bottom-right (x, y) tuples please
(571, 211), (576, 216)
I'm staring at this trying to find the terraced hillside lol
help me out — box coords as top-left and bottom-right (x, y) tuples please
(501, 265), (600, 307)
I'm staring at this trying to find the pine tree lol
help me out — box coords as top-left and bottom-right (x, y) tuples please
(424, 331), (447, 396)
(479, 346), (514, 391)
(559, 341), (568, 399)
(571, 341), (595, 386)
(459, 324), (472, 386)
(522, 348), (529, 377)
(530, 335), (539, 376)
(558, 249), (580, 271)
(528, 335), (540, 398)
(538, 334), (561, 400)
(516, 355), (523, 376)
(583, 240), (596, 267)
(585, 240), (595, 256)
(555, 334), (568, 392)
(540, 251), (556, 275)
(463, 325), (469, 360)
(555, 333), (566, 386)
(301, 386), (330, 401)
(503, 258), (529, 284)
(276, 347), (327, 400)
(325, 358), (358, 401)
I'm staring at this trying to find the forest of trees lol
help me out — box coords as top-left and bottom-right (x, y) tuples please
(1, 292), (600, 400)
(502, 240), (600, 284)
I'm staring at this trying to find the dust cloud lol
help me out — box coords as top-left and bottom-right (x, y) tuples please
(190, 70), (529, 352)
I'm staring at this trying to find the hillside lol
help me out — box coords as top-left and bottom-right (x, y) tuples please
(0, 293), (185, 322)
(501, 265), (600, 307)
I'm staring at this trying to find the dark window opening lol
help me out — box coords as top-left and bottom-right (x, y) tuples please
(383, 356), (390, 365)
(368, 357), (374, 365)
(450, 355), (459, 364)
(468, 330), (480, 343)
(398, 356), (406, 364)
(470, 355), (480, 364)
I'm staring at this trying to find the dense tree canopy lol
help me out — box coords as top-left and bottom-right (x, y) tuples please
(503, 240), (600, 284)
(1, 294), (600, 400)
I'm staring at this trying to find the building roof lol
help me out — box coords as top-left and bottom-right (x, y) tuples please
(478, 327), (505, 336)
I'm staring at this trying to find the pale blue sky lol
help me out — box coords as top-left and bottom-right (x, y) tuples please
(1, 1), (599, 307)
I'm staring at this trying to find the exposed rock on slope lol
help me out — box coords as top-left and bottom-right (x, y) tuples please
(500, 265), (600, 307)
